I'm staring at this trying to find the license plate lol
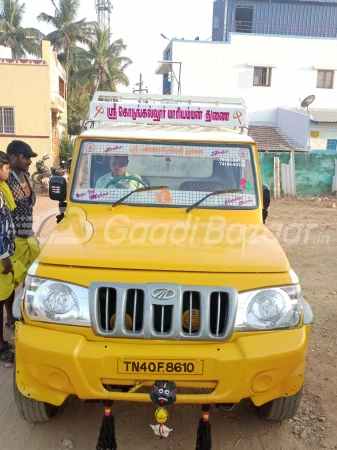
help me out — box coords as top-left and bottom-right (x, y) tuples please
(117, 359), (204, 375)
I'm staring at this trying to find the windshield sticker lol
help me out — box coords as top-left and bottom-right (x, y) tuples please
(105, 145), (123, 153)
(240, 179), (255, 191)
(156, 189), (172, 204)
(219, 158), (245, 167)
(224, 196), (243, 205)
(131, 145), (204, 157)
(87, 189), (110, 201)
(211, 149), (229, 157)
(82, 142), (249, 160)
(239, 149), (249, 159)
(85, 143), (95, 153)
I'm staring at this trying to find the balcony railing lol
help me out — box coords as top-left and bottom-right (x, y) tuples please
(212, 21), (337, 41)
(51, 93), (66, 113)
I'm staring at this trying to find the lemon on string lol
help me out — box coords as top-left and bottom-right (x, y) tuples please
(155, 407), (168, 424)
(182, 309), (200, 332)
(110, 314), (133, 330)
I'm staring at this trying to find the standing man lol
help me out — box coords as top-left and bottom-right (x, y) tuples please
(6, 141), (40, 327)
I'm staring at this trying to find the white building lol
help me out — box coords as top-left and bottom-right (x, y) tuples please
(0, 46), (12, 58)
(156, 34), (337, 151)
(156, 34), (337, 125)
(277, 108), (337, 151)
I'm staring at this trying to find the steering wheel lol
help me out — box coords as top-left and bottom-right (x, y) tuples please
(104, 175), (149, 189)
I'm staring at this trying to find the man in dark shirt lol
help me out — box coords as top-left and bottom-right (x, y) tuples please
(6, 141), (40, 314)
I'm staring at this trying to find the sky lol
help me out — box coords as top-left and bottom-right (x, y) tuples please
(23, 0), (213, 94)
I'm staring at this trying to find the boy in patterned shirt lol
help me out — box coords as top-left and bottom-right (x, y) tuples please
(0, 152), (26, 363)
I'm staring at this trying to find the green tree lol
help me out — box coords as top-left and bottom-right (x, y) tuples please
(71, 24), (132, 96)
(59, 131), (74, 160)
(0, 0), (43, 58)
(37, 0), (94, 79)
(67, 88), (90, 135)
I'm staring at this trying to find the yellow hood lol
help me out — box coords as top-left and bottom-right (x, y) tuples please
(39, 210), (289, 273)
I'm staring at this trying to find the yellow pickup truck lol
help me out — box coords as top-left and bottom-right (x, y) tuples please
(13, 93), (312, 445)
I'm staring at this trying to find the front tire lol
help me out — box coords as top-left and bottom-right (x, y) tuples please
(13, 367), (59, 423)
(256, 388), (303, 421)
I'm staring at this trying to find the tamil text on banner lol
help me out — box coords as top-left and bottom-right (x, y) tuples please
(90, 101), (247, 128)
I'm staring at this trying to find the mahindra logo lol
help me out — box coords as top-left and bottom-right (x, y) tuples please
(151, 288), (175, 300)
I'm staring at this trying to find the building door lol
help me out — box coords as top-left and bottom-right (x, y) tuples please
(235, 6), (253, 33)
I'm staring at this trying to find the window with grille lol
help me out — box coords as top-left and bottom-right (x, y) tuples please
(235, 6), (253, 32)
(214, 16), (220, 30)
(327, 139), (337, 151)
(317, 70), (334, 89)
(253, 67), (272, 87)
(0, 107), (15, 134)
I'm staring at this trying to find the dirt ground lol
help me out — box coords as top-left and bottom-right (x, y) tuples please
(0, 194), (336, 450)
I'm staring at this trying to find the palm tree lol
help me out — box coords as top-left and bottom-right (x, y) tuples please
(0, 0), (43, 58)
(37, 0), (94, 79)
(69, 25), (132, 133)
(71, 24), (132, 96)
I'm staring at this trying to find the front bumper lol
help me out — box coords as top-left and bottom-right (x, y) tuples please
(15, 323), (309, 407)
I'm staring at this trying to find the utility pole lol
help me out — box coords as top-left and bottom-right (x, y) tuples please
(133, 73), (148, 94)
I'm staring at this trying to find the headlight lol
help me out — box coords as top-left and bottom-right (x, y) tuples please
(234, 284), (303, 331)
(24, 276), (90, 327)
(42, 283), (77, 315)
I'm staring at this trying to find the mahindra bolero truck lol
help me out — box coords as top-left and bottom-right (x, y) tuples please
(13, 93), (313, 441)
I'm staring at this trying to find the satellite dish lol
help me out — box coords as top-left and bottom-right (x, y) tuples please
(300, 95), (315, 113)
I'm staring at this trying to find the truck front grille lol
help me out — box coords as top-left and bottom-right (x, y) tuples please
(89, 283), (238, 341)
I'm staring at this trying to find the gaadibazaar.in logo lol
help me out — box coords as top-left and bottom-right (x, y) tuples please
(34, 208), (321, 247)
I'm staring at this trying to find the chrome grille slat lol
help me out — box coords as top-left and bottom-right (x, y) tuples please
(89, 283), (238, 341)
(105, 288), (109, 331)
(199, 292), (210, 337)
(161, 306), (164, 334)
(114, 288), (124, 335)
(216, 292), (221, 336)
(189, 292), (192, 335)
(133, 290), (137, 332)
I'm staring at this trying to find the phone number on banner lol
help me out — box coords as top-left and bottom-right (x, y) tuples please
(219, 158), (245, 167)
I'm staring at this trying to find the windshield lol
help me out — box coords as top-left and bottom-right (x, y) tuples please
(71, 140), (258, 209)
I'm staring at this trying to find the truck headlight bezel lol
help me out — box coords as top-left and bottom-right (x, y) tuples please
(234, 284), (303, 332)
(24, 276), (90, 327)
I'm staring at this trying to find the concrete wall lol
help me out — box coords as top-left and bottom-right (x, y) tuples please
(277, 108), (310, 148)
(310, 122), (337, 150)
(0, 61), (51, 158)
(259, 152), (337, 195)
(169, 34), (337, 124)
(0, 41), (67, 162)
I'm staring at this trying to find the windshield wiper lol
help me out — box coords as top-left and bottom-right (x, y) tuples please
(112, 186), (169, 207)
(186, 189), (244, 213)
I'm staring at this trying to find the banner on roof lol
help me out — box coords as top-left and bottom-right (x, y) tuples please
(89, 101), (247, 128)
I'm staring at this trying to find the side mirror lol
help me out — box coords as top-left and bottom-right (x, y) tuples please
(262, 184), (270, 224)
(49, 176), (67, 202)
